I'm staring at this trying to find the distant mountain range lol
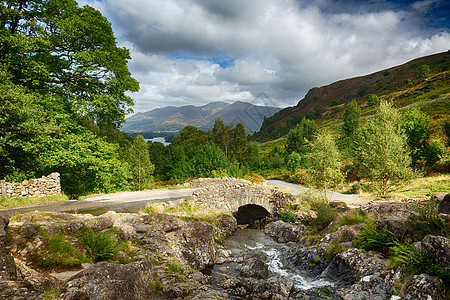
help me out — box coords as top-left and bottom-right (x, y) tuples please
(122, 101), (282, 132)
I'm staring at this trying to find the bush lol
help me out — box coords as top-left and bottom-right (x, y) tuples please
(280, 211), (299, 223)
(330, 210), (372, 232)
(79, 229), (119, 262)
(301, 193), (336, 230)
(353, 223), (397, 255)
(409, 199), (448, 240)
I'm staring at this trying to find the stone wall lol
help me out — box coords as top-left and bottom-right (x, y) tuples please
(0, 173), (61, 199)
(186, 178), (295, 214)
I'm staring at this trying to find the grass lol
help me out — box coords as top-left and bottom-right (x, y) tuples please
(0, 194), (68, 209)
(34, 233), (88, 267)
(42, 288), (61, 300)
(385, 174), (450, 199)
(329, 210), (372, 232)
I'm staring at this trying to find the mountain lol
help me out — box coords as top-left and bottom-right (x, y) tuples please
(254, 50), (450, 141)
(122, 101), (282, 132)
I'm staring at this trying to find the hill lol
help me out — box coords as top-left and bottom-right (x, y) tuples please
(122, 101), (282, 132)
(254, 51), (450, 141)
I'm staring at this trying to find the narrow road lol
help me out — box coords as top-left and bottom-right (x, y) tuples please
(265, 180), (369, 208)
(0, 188), (198, 217)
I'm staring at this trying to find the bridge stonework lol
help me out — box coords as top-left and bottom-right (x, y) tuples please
(186, 178), (295, 214)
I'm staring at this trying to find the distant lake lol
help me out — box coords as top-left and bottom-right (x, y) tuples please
(145, 137), (170, 146)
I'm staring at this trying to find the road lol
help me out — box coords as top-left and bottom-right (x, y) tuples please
(265, 180), (369, 208)
(0, 188), (198, 217)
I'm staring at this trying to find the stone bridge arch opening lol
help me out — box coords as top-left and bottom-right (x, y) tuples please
(233, 204), (271, 228)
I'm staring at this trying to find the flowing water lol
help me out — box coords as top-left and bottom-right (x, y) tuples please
(208, 229), (337, 298)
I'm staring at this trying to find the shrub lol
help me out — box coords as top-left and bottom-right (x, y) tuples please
(353, 223), (397, 255)
(280, 211), (298, 223)
(301, 193), (336, 230)
(409, 199), (448, 240)
(330, 210), (372, 232)
(79, 229), (118, 262)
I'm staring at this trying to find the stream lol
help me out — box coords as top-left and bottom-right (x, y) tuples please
(207, 229), (337, 299)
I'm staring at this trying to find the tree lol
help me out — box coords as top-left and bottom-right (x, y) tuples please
(0, 0), (139, 127)
(286, 118), (317, 154)
(286, 152), (302, 172)
(367, 94), (380, 106)
(307, 131), (344, 192)
(352, 102), (413, 196)
(243, 141), (260, 169)
(172, 126), (213, 150)
(126, 136), (154, 190)
(230, 122), (248, 162)
(341, 100), (361, 137)
(416, 64), (431, 81)
(186, 144), (229, 178)
(212, 118), (232, 158)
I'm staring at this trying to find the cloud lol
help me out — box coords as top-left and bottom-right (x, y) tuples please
(80, 0), (450, 112)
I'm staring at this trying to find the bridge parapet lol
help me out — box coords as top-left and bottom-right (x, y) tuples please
(186, 178), (295, 214)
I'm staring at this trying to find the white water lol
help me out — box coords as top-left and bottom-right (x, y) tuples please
(221, 229), (335, 291)
(145, 137), (170, 146)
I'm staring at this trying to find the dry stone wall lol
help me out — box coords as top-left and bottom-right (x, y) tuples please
(186, 178), (294, 214)
(1, 173), (61, 199)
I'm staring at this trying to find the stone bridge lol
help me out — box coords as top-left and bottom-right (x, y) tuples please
(186, 178), (295, 225)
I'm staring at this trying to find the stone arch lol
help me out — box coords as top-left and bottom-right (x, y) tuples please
(233, 204), (271, 226)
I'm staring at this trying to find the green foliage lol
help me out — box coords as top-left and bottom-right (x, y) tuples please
(352, 102), (414, 196)
(43, 288), (61, 300)
(301, 194), (336, 230)
(444, 121), (450, 147)
(401, 109), (444, 168)
(367, 94), (380, 106)
(172, 126), (213, 151)
(341, 100), (361, 137)
(35, 234), (86, 267)
(267, 146), (285, 169)
(167, 263), (183, 274)
(0, 194), (68, 209)
(186, 144), (229, 178)
(212, 119), (232, 158)
(353, 223), (397, 255)
(307, 131), (344, 191)
(358, 83), (371, 96)
(1, 0), (139, 127)
(79, 229), (119, 262)
(126, 136), (155, 190)
(243, 141), (261, 169)
(286, 118), (318, 154)
(148, 273), (164, 294)
(280, 211), (299, 223)
(286, 152), (303, 172)
(230, 122), (248, 162)
(325, 240), (344, 261)
(164, 146), (190, 181)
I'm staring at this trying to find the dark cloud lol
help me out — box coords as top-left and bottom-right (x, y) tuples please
(79, 0), (450, 112)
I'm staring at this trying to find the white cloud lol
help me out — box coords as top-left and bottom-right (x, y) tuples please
(79, 0), (450, 112)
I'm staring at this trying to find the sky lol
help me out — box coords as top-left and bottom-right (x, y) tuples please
(77, 0), (450, 114)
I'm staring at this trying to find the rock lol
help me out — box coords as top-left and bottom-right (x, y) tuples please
(292, 246), (328, 276)
(19, 223), (39, 238)
(375, 216), (411, 239)
(321, 224), (363, 244)
(264, 220), (305, 243)
(220, 276), (294, 299)
(0, 216), (9, 244)
(61, 260), (159, 299)
(0, 280), (43, 299)
(116, 224), (137, 241)
(437, 193), (450, 214)
(84, 216), (113, 232)
(420, 235), (450, 271)
(41, 224), (62, 235)
(402, 274), (446, 300)
(320, 248), (389, 286)
(0, 242), (17, 280)
(336, 274), (393, 300)
(62, 221), (86, 234)
(432, 192), (448, 202)
(237, 257), (268, 279)
(142, 213), (187, 232)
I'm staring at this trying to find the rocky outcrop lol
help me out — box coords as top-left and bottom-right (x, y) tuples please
(0, 215), (17, 281)
(264, 220), (305, 243)
(403, 274), (446, 300)
(438, 193), (450, 214)
(237, 257), (268, 279)
(420, 235), (450, 271)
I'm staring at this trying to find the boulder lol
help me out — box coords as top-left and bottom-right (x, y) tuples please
(61, 260), (159, 300)
(83, 216), (113, 232)
(402, 274), (445, 300)
(375, 216), (411, 239)
(237, 257), (268, 279)
(41, 225), (63, 235)
(116, 224), (137, 241)
(321, 224), (363, 244)
(438, 193), (450, 214)
(62, 221), (86, 234)
(420, 235), (450, 271)
(220, 276), (294, 299)
(264, 220), (305, 243)
(0, 215), (9, 244)
(19, 223), (39, 238)
(142, 213), (187, 232)
(336, 274), (393, 300)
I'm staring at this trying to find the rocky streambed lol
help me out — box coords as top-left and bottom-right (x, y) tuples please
(0, 196), (449, 299)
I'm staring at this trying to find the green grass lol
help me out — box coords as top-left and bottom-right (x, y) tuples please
(42, 288), (61, 300)
(0, 194), (68, 209)
(34, 233), (88, 267)
(329, 210), (372, 232)
(385, 174), (450, 199)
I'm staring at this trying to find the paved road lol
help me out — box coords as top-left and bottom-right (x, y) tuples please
(265, 180), (367, 207)
(0, 188), (198, 217)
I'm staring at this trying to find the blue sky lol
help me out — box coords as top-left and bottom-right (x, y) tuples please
(77, 0), (450, 113)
